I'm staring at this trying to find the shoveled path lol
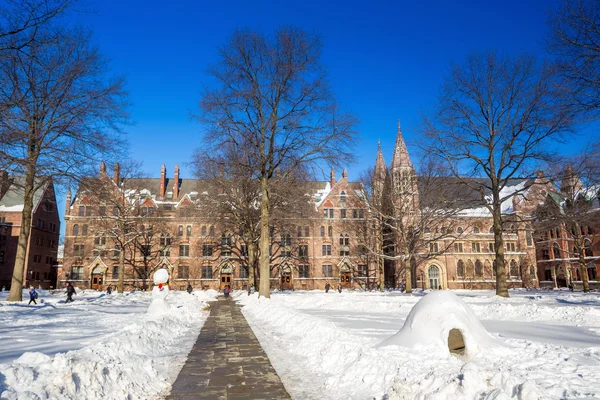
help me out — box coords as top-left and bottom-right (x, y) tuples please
(168, 296), (290, 399)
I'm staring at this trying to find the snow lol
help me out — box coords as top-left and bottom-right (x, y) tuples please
(378, 291), (506, 358)
(0, 205), (24, 212)
(0, 288), (218, 399)
(236, 289), (600, 399)
(457, 180), (530, 217)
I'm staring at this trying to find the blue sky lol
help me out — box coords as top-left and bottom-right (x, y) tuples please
(67, 0), (576, 183)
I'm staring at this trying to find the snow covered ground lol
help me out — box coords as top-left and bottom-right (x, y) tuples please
(0, 288), (218, 399)
(236, 289), (600, 399)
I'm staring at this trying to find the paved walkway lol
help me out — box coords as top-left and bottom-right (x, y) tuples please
(168, 297), (290, 399)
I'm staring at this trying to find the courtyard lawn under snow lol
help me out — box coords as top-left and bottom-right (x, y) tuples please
(237, 289), (600, 399)
(0, 288), (218, 399)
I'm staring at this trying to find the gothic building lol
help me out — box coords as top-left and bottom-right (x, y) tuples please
(58, 124), (599, 291)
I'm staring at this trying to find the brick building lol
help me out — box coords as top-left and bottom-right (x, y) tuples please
(0, 172), (60, 289)
(59, 125), (598, 291)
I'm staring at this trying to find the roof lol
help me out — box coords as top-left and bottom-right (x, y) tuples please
(0, 175), (48, 212)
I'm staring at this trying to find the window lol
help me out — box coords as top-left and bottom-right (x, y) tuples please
(340, 191), (346, 202)
(178, 265), (189, 279)
(322, 245), (331, 256)
(588, 263), (597, 280)
(358, 264), (368, 277)
(209, 226), (215, 237)
(73, 224), (79, 236)
(429, 242), (439, 253)
(241, 244), (248, 257)
(542, 246), (550, 260)
(113, 206), (119, 216)
(320, 226), (325, 237)
(239, 265), (248, 279)
(529, 265), (536, 278)
(49, 222), (56, 232)
(141, 207), (148, 216)
(506, 242), (516, 252)
(177, 225), (184, 236)
(203, 244), (213, 257)
(221, 234), (232, 257)
(473, 227), (480, 234)
(322, 264), (333, 277)
(74, 244), (84, 257)
(471, 242), (481, 253)
(94, 234), (106, 246)
(304, 226), (310, 237)
(186, 225), (192, 236)
(509, 260), (519, 277)
(340, 209), (346, 219)
(78, 206), (85, 216)
(525, 225), (533, 247)
(298, 264), (310, 278)
(281, 233), (292, 247)
(202, 266), (213, 279)
(86, 207), (91, 216)
(324, 209), (334, 218)
(114, 244), (121, 258)
(82, 225), (88, 236)
(454, 243), (463, 253)
(353, 209), (358, 219)
(552, 243), (561, 259)
(457, 260), (464, 277)
(585, 240), (593, 257)
(160, 233), (172, 247)
(339, 234), (350, 256)
(328, 226), (333, 237)
(457, 227), (464, 234)
(112, 265), (119, 278)
(299, 245), (308, 259)
(297, 226), (303, 237)
(358, 209), (364, 219)
(475, 260), (483, 277)
(71, 266), (83, 280)
(489, 242), (495, 253)
(201, 226), (207, 236)
(179, 244), (189, 257)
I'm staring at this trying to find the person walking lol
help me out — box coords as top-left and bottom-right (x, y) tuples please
(106, 286), (112, 295)
(186, 283), (193, 294)
(338, 284), (342, 293)
(224, 285), (231, 298)
(65, 282), (76, 303)
(325, 282), (331, 293)
(28, 286), (38, 305)
(247, 284), (252, 296)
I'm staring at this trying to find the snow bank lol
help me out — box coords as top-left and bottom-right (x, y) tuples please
(379, 291), (506, 357)
(0, 290), (218, 400)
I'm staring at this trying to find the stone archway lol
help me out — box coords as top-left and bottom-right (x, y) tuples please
(428, 265), (441, 290)
(88, 257), (107, 290)
(220, 262), (233, 290)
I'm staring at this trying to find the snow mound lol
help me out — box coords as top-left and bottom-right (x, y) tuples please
(379, 291), (506, 358)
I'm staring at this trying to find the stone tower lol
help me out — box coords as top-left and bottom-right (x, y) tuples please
(390, 121), (418, 213)
(372, 139), (387, 207)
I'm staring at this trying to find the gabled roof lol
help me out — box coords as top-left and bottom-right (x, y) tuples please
(0, 175), (49, 212)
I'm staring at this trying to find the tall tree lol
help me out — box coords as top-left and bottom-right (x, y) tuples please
(197, 27), (358, 298)
(421, 52), (576, 297)
(548, 0), (600, 118)
(0, 26), (129, 301)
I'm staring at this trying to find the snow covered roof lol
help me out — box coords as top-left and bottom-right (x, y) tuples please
(0, 175), (48, 213)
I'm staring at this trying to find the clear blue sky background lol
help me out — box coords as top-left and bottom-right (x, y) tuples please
(67, 0), (583, 183)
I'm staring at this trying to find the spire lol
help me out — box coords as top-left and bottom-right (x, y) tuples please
(342, 168), (348, 179)
(560, 164), (583, 196)
(391, 120), (412, 171)
(65, 187), (72, 216)
(99, 161), (106, 175)
(330, 168), (336, 187)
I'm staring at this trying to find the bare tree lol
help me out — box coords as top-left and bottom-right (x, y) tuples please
(196, 27), (358, 297)
(548, 0), (600, 118)
(1, 24), (129, 301)
(535, 144), (600, 293)
(421, 52), (576, 297)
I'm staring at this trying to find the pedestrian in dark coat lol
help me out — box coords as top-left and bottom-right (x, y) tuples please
(106, 286), (112, 295)
(65, 283), (76, 303)
(28, 286), (37, 305)
(187, 283), (193, 294)
(325, 282), (331, 293)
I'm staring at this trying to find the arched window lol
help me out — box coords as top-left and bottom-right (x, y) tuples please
(305, 226), (310, 238)
(466, 260), (474, 277)
(510, 260), (519, 277)
(525, 224), (533, 246)
(553, 243), (562, 259)
(340, 191), (346, 202)
(584, 239), (593, 257)
(588, 263), (597, 280)
(489, 226), (494, 234)
(456, 260), (464, 277)
(201, 226), (207, 237)
(320, 226), (325, 237)
(485, 260), (492, 277)
(339, 234), (349, 246)
(73, 224), (79, 236)
(473, 227), (480, 234)
(509, 224), (515, 232)
(328, 226), (333, 237)
(457, 227), (463, 234)
(555, 228), (561, 238)
(209, 226), (215, 237)
(475, 260), (483, 277)
(297, 226), (302, 237)
(186, 225), (192, 236)
(82, 225), (88, 236)
(178, 225), (183, 236)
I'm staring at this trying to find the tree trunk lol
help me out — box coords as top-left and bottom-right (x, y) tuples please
(258, 175), (271, 298)
(405, 258), (413, 294)
(492, 203), (509, 297)
(247, 240), (256, 288)
(118, 241), (125, 293)
(551, 264), (557, 289)
(579, 254), (590, 293)
(8, 166), (36, 302)
(376, 219), (385, 291)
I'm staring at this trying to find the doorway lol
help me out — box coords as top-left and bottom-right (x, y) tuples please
(220, 274), (232, 290)
(281, 273), (292, 290)
(91, 267), (104, 290)
(340, 273), (351, 288)
(428, 265), (440, 290)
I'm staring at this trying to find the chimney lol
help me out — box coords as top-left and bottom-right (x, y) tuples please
(100, 162), (107, 176)
(65, 187), (71, 216)
(113, 163), (120, 186)
(160, 164), (166, 199)
(174, 164), (180, 199)
(342, 168), (348, 179)
(330, 168), (336, 187)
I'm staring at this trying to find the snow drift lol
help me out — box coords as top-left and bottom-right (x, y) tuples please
(379, 291), (506, 357)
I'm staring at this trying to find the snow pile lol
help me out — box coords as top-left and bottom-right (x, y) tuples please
(0, 290), (218, 400)
(379, 291), (506, 357)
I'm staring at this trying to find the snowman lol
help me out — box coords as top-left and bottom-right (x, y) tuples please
(147, 268), (170, 315)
